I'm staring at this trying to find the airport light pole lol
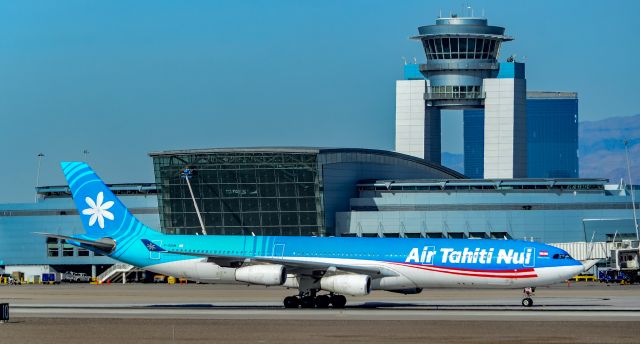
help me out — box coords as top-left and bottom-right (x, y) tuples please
(181, 167), (207, 235)
(35, 153), (45, 203)
(624, 140), (639, 240)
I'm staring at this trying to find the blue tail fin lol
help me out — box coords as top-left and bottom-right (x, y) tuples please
(61, 162), (154, 241)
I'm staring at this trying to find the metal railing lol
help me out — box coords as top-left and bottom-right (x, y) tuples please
(97, 263), (135, 283)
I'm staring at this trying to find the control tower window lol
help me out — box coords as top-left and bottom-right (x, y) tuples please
(431, 39), (438, 59)
(442, 38), (450, 58)
(482, 39), (490, 59)
(492, 40), (498, 58)
(459, 38), (467, 58)
(423, 41), (432, 59)
(436, 38), (443, 59)
(428, 39), (437, 59)
(488, 40), (497, 59)
(475, 39), (484, 59)
(467, 39), (475, 59)
(451, 38), (459, 59)
(492, 40), (501, 59)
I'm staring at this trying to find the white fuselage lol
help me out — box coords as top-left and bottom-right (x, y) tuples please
(145, 256), (583, 290)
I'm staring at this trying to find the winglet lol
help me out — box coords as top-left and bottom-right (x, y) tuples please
(141, 239), (167, 252)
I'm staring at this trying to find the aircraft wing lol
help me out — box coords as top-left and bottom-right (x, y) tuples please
(140, 239), (397, 277)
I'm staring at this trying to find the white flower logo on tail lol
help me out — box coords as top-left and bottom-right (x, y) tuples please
(82, 192), (114, 229)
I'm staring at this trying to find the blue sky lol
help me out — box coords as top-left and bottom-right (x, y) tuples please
(1, 0), (638, 202)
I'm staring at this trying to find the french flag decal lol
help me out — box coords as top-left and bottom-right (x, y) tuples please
(539, 250), (548, 257)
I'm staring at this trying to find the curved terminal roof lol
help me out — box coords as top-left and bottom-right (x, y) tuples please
(149, 147), (465, 179)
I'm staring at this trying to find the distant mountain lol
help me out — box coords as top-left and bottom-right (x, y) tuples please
(579, 114), (640, 184)
(440, 114), (640, 183)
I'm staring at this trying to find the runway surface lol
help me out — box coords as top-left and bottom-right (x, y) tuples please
(1, 282), (639, 343)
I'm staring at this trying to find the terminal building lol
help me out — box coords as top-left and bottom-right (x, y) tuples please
(0, 184), (159, 278)
(336, 178), (637, 243)
(149, 147), (462, 237)
(0, 149), (637, 276)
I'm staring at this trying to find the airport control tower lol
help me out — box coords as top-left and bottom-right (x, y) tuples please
(396, 15), (527, 178)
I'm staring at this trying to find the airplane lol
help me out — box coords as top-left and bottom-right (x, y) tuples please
(39, 162), (592, 308)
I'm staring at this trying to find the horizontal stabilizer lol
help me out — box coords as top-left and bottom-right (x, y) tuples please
(34, 232), (116, 252)
(141, 239), (167, 252)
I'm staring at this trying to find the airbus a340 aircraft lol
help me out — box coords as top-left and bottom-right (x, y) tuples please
(40, 162), (590, 308)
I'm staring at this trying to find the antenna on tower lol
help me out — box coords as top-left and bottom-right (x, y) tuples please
(482, 8), (485, 17)
(439, 9), (442, 18)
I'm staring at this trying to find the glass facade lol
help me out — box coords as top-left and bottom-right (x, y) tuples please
(152, 151), (323, 236)
(463, 109), (485, 179)
(463, 93), (579, 178)
(527, 95), (579, 178)
(427, 85), (483, 100)
(150, 148), (464, 237)
(422, 37), (501, 60)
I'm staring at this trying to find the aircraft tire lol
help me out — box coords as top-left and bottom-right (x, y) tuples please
(283, 296), (299, 309)
(521, 297), (533, 307)
(300, 296), (315, 308)
(331, 295), (347, 309)
(315, 295), (330, 309)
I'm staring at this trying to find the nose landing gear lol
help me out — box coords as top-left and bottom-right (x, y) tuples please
(521, 287), (535, 307)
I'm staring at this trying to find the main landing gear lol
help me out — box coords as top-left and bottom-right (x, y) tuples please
(521, 287), (535, 307)
(283, 292), (347, 309)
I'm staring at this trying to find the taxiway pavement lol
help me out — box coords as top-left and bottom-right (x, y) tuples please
(1, 282), (639, 343)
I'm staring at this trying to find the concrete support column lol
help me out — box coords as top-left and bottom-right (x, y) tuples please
(395, 80), (427, 159)
(483, 78), (527, 178)
(91, 265), (96, 279)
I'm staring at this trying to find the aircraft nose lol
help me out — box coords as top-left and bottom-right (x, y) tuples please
(567, 261), (586, 278)
(573, 264), (584, 275)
